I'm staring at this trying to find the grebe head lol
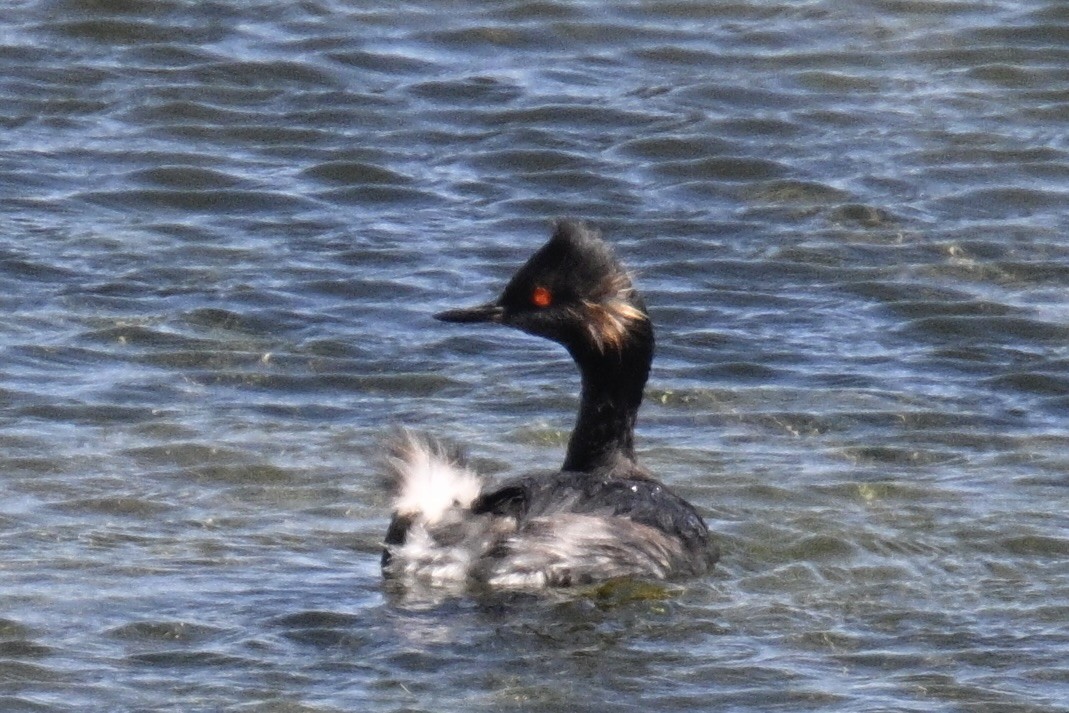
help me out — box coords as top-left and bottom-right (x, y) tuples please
(435, 219), (651, 360)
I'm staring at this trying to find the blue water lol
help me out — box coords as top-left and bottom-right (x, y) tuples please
(1, 1), (1067, 710)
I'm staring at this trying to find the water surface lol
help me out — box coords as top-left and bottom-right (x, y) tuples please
(1, 0), (1067, 710)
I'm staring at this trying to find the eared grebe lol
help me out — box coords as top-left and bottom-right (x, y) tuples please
(381, 220), (718, 588)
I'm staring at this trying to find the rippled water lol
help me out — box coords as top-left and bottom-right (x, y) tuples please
(1, 0), (1067, 710)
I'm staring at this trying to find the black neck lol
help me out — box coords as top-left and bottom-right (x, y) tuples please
(562, 329), (653, 475)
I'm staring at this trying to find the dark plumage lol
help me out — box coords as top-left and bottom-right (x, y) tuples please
(381, 220), (718, 589)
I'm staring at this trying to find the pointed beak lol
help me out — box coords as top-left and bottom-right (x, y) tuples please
(434, 301), (505, 324)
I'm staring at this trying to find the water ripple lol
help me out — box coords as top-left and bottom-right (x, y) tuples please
(1, 0), (1067, 710)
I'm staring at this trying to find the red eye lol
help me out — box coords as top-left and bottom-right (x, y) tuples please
(531, 286), (552, 308)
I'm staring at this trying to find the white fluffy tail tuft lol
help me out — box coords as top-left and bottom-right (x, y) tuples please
(385, 430), (483, 526)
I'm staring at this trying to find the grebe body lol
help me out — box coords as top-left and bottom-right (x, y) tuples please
(381, 220), (718, 588)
